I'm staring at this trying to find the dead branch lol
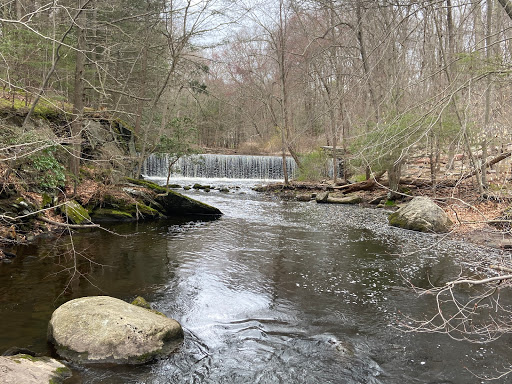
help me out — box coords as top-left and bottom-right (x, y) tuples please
(490, 265), (512, 274)
(446, 275), (512, 286)
(333, 170), (387, 194)
(460, 152), (512, 180)
(38, 217), (100, 229)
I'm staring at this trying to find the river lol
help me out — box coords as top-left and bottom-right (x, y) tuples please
(0, 177), (511, 383)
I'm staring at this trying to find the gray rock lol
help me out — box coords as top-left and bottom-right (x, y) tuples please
(155, 190), (222, 216)
(388, 196), (453, 233)
(296, 194), (312, 202)
(48, 296), (184, 364)
(316, 191), (329, 203)
(326, 194), (362, 204)
(0, 354), (71, 384)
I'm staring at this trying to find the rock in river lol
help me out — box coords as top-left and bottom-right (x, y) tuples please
(155, 190), (222, 216)
(388, 196), (453, 233)
(48, 296), (184, 365)
(0, 354), (71, 383)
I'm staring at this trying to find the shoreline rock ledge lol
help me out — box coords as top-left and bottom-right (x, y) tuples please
(0, 354), (71, 383)
(47, 296), (184, 365)
(388, 196), (453, 233)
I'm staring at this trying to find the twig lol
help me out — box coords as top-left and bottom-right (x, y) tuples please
(446, 275), (512, 286)
(38, 217), (99, 229)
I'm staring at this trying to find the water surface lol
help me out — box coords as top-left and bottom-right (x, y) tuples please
(1, 182), (511, 383)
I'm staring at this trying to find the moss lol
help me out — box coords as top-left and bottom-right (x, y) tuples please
(131, 296), (151, 309)
(132, 203), (160, 218)
(59, 200), (91, 225)
(91, 208), (133, 222)
(42, 193), (54, 208)
(125, 177), (167, 193)
(135, 351), (158, 363)
(55, 366), (71, 375)
(384, 199), (396, 206)
(15, 354), (39, 362)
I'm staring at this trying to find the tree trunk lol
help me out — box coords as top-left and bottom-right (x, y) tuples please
(481, 0), (494, 188)
(497, 0), (512, 20)
(387, 160), (403, 200)
(70, 0), (87, 194)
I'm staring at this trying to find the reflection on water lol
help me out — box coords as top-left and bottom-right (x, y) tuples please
(0, 181), (511, 383)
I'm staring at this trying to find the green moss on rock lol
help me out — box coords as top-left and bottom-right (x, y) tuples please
(125, 178), (167, 193)
(131, 296), (151, 309)
(59, 200), (91, 225)
(155, 190), (222, 216)
(90, 208), (133, 222)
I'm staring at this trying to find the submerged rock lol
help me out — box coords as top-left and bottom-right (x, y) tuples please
(48, 296), (184, 365)
(155, 190), (222, 216)
(388, 196), (453, 233)
(0, 354), (71, 383)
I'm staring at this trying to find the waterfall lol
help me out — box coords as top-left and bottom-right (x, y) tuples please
(143, 154), (297, 180)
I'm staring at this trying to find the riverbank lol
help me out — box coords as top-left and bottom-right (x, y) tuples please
(255, 179), (512, 251)
(0, 176), (222, 258)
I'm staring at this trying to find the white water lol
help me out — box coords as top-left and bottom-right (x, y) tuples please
(143, 154), (297, 180)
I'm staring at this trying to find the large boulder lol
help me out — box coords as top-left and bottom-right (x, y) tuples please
(0, 354), (71, 383)
(155, 190), (222, 216)
(388, 196), (453, 233)
(48, 296), (184, 365)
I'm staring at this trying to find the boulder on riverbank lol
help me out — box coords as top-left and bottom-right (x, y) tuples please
(0, 354), (72, 383)
(326, 193), (362, 205)
(48, 296), (184, 365)
(388, 196), (453, 233)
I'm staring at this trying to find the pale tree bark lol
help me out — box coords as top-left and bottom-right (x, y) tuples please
(70, 0), (88, 194)
(356, 1), (379, 180)
(277, 0), (289, 185)
(481, 0), (494, 187)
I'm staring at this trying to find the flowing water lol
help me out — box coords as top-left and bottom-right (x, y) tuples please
(143, 154), (298, 180)
(1, 177), (511, 383)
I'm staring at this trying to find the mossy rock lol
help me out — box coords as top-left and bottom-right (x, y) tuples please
(0, 354), (71, 383)
(129, 203), (162, 219)
(124, 178), (167, 194)
(90, 208), (133, 222)
(388, 196), (453, 233)
(131, 296), (166, 317)
(59, 200), (91, 225)
(131, 296), (151, 309)
(155, 190), (222, 216)
(42, 193), (54, 208)
(48, 296), (183, 365)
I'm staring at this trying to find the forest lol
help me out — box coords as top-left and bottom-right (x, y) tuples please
(1, 0), (512, 195)
(3, 1), (512, 382)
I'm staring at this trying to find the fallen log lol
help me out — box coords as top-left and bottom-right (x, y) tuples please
(461, 151), (512, 180)
(333, 171), (386, 194)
